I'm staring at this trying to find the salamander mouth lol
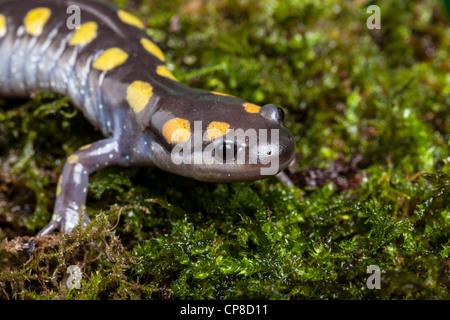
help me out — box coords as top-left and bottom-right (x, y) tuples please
(180, 140), (295, 182)
(164, 125), (296, 182)
(154, 120), (296, 182)
(188, 154), (294, 183)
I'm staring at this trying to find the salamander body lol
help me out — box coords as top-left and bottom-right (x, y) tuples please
(0, 0), (295, 234)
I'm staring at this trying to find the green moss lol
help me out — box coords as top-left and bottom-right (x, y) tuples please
(0, 0), (448, 299)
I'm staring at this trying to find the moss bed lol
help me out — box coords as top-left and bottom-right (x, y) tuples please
(0, 0), (448, 299)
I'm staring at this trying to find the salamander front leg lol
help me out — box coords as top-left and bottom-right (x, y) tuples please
(38, 138), (126, 235)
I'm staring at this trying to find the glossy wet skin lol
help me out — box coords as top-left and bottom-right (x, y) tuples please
(0, 0), (296, 234)
(147, 93), (296, 182)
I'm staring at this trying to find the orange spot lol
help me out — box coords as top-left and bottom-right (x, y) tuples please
(68, 155), (78, 164)
(207, 121), (230, 140)
(162, 118), (191, 144)
(126, 81), (153, 113)
(24, 7), (51, 36)
(211, 91), (235, 97)
(69, 21), (98, 46)
(80, 144), (91, 150)
(56, 176), (62, 196)
(93, 48), (128, 71)
(156, 65), (177, 81)
(0, 14), (6, 38)
(243, 102), (261, 113)
(117, 10), (144, 29)
(141, 38), (165, 62)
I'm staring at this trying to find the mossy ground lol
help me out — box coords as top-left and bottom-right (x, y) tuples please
(0, 0), (448, 299)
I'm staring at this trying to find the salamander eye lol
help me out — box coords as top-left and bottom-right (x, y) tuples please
(260, 104), (286, 124)
(277, 107), (285, 122)
(215, 139), (238, 162)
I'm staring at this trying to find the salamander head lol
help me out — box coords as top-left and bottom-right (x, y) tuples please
(148, 91), (296, 182)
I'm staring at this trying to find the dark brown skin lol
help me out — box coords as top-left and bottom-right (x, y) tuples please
(0, 0), (296, 234)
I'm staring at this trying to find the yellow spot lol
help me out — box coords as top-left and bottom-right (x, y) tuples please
(69, 21), (98, 46)
(211, 91), (235, 97)
(126, 81), (153, 113)
(156, 65), (178, 81)
(162, 118), (191, 144)
(141, 38), (165, 62)
(68, 155), (78, 164)
(117, 10), (144, 30)
(80, 144), (91, 150)
(56, 176), (62, 196)
(24, 7), (51, 36)
(243, 102), (261, 113)
(0, 14), (6, 38)
(93, 47), (129, 71)
(207, 121), (230, 140)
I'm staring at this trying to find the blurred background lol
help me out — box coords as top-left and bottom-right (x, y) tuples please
(0, 0), (448, 300)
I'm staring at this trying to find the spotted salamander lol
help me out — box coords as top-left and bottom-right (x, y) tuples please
(0, 0), (296, 235)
